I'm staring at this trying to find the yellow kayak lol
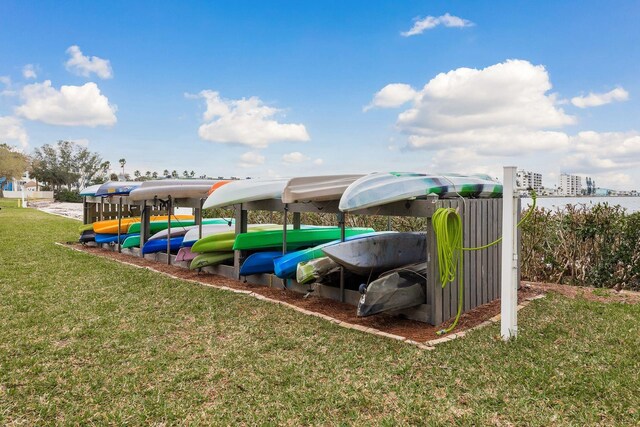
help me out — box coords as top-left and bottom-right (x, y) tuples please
(92, 214), (193, 234)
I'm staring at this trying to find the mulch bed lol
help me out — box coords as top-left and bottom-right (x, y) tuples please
(67, 243), (637, 342)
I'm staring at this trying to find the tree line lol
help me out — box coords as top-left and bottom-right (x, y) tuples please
(0, 140), (205, 200)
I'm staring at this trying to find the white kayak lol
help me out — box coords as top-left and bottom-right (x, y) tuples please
(339, 172), (503, 212)
(137, 179), (218, 187)
(129, 184), (216, 201)
(202, 178), (289, 209)
(182, 223), (238, 245)
(281, 174), (365, 203)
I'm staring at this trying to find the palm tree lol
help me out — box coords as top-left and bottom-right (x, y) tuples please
(152, 171), (158, 179)
(182, 170), (189, 178)
(118, 158), (126, 178)
(145, 171), (151, 179)
(190, 170), (195, 178)
(171, 170), (178, 178)
(163, 169), (169, 177)
(134, 170), (141, 180)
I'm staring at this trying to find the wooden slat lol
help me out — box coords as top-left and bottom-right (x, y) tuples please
(427, 217), (443, 325)
(481, 200), (488, 304)
(463, 200), (471, 312)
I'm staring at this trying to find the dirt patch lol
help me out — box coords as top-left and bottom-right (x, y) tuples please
(524, 281), (640, 304)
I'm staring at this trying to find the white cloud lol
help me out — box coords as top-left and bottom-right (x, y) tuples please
(563, 131), (640, 172)
(22, 64), (37, 79)
(313, 158), (324, 165)
(16, 80), (117, 126)
(238, 151), (265, 168)
(282, 151), (309, 163)
(192, 90), (310, 148)
(0, 116), (29, 148)
(401, 13), (474, 37)
(364, 83), (417, 111)
(570, 87), (629, 108)
(372, 60), (575, 154)
(65, 45), (113, 79)
(591, 172), (632, 190)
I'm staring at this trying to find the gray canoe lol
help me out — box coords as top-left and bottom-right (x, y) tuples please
(357, 262), (426, 317)
(322, 232), (427, 276)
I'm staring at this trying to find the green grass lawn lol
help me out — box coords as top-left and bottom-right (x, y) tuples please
(1, 199), (639, 426)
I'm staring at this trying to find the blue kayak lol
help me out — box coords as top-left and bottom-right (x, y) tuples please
(274, 232), (392, 279)
(95, 233), (135, 244)
(239, 251), (284, 276)
(142, 237), (185, 255)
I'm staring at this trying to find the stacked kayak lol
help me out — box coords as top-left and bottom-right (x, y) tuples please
(142, 237), (185, 255)
(191, 225), (282, 253)
(357, 263), (427, 317)
(182, 223), (238, 247)
(121, 218), (232, 248)
(95, 181), (141, 197)
(240, 251), (284, 276)
(273, 231), (384, 279)
(233, 227), (374, 251)
(322, 232), (427, 275)
(190, 253), (235, 270)
(92, 215), (193, 234)
(339, 172), (502, 211)
(296, 257), (340, 284)
(95, 233), (135, 244)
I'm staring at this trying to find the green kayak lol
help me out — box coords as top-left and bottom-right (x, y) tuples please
(189, 252), (234, 270)
(191, 224), (282, 253)
(122, 235), (141, 249)
(127, 217), (231, 234)
(233, 227), (375, 251)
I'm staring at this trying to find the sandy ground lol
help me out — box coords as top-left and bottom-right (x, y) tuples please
(29, 200), (84, 221)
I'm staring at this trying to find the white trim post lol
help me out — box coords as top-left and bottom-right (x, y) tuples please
(501, 166), (519, 340)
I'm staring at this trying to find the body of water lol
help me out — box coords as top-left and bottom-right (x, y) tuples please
(521, 196), (640, 213)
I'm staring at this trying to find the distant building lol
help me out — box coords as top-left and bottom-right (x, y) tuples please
(559, 173), (582, 196)
(516, 170), (543, 191)
(585, 177), (596, 195)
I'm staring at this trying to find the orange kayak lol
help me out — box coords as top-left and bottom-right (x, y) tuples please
(207, 180), (232, 196)
(92, 214), (194, 234)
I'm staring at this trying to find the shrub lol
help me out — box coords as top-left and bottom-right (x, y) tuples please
(56, 189), (83, 203)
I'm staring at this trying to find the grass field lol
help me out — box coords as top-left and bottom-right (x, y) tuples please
(1, 199), (639, 425)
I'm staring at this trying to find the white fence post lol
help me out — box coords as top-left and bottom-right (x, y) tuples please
(501, 166), (519, 340)
(21, 189), (26, 208)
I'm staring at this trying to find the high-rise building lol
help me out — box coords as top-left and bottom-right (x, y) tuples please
(558, 173), (582, 196)
(516, 170), (543, 191)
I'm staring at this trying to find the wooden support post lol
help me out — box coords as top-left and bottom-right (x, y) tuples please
(197, 198), (204, 239)
(337, 212), (346, 302)
(166, 196), (172, 265)
(427, 196), (443, 324)
(233, 205), (248, 279)
(139, 202), (149, 257)
(117, 197), (123, 253)
(293, 212), (301, 230)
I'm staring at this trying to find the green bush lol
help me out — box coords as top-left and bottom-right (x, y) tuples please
(56, 188), (83, 203)
(521, 203), (640, 290)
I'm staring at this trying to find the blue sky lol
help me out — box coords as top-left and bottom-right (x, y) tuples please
(1, 1), (639, 189)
